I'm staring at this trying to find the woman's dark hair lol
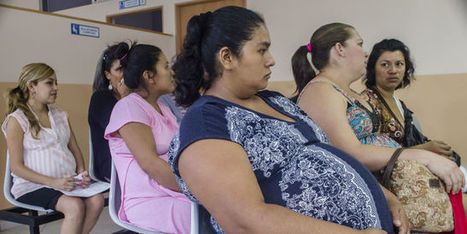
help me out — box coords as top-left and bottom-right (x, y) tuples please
(120, 44), (162, 90)
(172, 6), (264, 107)
(364, 39), (415, 90)
(92, 42), (130, 91)
(291, 23), (355, 102)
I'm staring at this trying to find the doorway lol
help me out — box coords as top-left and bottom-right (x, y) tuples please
(175, 0), (246, 53)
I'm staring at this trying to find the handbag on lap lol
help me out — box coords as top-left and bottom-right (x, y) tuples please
(380, 148), (454, 232)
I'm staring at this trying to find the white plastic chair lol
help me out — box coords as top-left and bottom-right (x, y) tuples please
(109, 161), (201, 234)
(3, 153), (52, 212)
(88, 132), (104, 182)
(412, 116), (423, 133)
(190, 201), (199, 234)
(2, 153), (64, 234)
(109, 161), (164, 234)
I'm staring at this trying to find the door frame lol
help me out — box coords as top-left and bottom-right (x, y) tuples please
(106, 6), (164, 32)
(175, 0), (246, 53)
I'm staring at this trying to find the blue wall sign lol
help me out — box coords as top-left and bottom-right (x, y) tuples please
(119, 0), (146, 10)
(71, 23), (99, 38)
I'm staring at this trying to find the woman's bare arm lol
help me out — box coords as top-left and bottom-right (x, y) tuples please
(6, 117), (76, 191)
(178, 139), (385, 234)
(118, 122), (180, 191)
(68, 120), (86, 173)
(298, 83), (464, 193)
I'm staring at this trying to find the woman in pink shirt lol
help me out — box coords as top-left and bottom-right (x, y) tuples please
(105, 44), (190, 233)
(2, 63), (104, 234)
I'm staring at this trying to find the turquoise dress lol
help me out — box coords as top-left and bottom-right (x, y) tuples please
(330, 85), (400, 148)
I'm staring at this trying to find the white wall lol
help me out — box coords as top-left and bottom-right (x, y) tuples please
(248, 0), (467, 81)
(56, 0), (194, 35)
(3, 0), (467, 84)
(0, 5), (174, 84)
(55, 0), (194, 61)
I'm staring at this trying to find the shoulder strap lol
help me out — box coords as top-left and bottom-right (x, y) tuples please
(381, 148), (405, 188)
(297, 79), (355, 104)
(372, 88), (404, 127)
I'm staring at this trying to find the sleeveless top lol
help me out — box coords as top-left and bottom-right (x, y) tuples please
(2, 106), (76, 198)
(299, 79), (399, 148)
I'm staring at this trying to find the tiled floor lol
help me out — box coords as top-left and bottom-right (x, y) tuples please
(0, 206), (122, 234)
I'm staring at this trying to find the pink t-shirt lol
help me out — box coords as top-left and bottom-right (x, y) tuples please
(104, 93), (190, 233)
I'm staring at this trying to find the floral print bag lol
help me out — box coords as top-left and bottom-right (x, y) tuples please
(381, 148), (454, 232)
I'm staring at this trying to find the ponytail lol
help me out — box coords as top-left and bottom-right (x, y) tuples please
(290, 45), (317, 103)
(6, 86), (41, 138)
(7, 86), (24, 114)
(121, 43), (162, 90)
(173, 6), (264, 108)
(291, 23), (355, 103)
(93, 42), (131, 92)
(172, 13), (212, 108)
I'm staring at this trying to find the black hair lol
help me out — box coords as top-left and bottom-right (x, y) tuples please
(120, 44), (162, 90)
(291, 23), (355, 102)
(364, 39), (415, 89)
(172, 6), (265, 107)
(93, 42), (130, 91)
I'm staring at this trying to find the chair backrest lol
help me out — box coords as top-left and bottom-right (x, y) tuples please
(197, 204), (217, 234)
(108, 160), (163, 234)
(3, 152), (52, 212)
(108, 161), (121, 226)
(109, 159), (206, 234)
(88, 132), (101, 182)
(190, 202), (199, 234)
(412, 116), (423, 133)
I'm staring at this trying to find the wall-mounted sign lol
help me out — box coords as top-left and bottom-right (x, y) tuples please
(119, 0), (146, 10)
(71, 23), (99, 38)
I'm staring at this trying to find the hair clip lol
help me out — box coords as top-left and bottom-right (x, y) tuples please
(306, 43), (312, 52)
(120, 53), (128, 61)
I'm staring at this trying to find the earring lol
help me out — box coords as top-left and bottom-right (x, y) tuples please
(108, 84), (113, 90)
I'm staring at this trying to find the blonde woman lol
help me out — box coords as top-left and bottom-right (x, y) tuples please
(2, 63), (104, 234)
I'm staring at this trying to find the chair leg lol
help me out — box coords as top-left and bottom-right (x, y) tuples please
(29, 224), (40, 234)
(28, 210), (40, 234)
(28, 210), (38, 216)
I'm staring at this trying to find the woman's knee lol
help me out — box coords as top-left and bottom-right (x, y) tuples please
(85, 194), (104, 212)
(86, 194), (105, 211)
(56, 196), (86, 218)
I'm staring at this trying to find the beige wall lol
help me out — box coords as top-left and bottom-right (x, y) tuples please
(396, 73), (467, 164)
(268, 74), (467, 167)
